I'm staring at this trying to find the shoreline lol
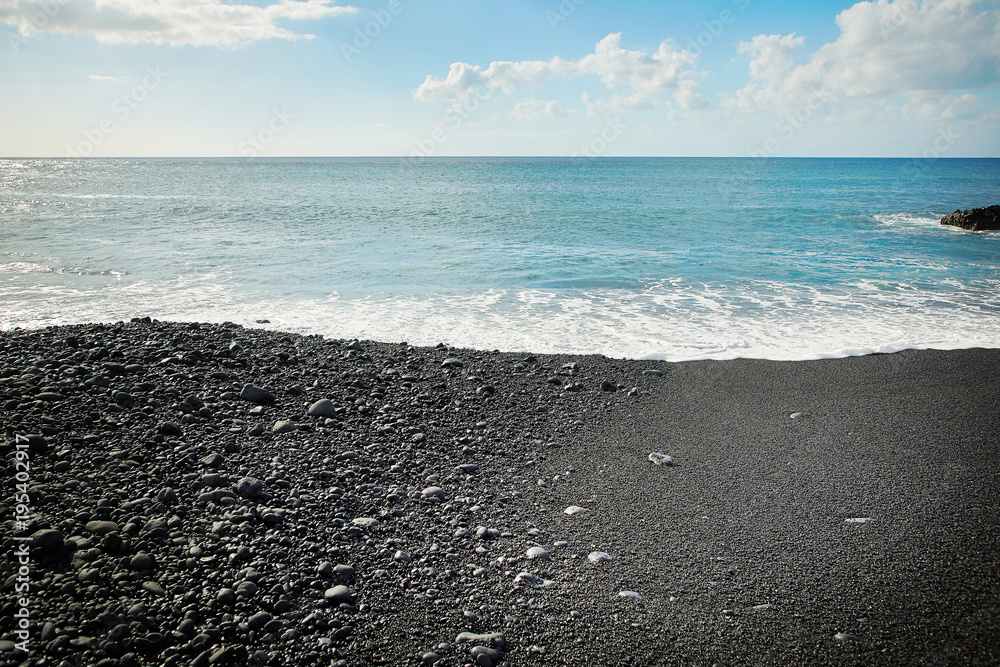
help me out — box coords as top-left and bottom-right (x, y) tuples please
(3, 316), (997, 365)
(2, 320), (998, 666)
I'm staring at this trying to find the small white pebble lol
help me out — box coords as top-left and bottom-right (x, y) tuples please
(564, 506), (587, 515)
(648, 452), (674, 466)
(588, 551), (613, 564)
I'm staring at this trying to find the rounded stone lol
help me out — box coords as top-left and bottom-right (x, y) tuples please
(85, 520), (120, 535)
(30, 529), (64, 552)
(324, 585), (353, 605)
(129, 553), (153, 571)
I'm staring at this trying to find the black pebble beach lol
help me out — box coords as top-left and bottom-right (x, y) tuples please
(2, 319), (998, 666)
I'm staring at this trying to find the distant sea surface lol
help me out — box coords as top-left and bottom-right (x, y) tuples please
(2, 157), (999, 361)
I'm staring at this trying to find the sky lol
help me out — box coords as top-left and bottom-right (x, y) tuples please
(0, 0), (998, 158)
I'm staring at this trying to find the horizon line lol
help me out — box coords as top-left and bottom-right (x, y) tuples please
(3, 155), (999, 160)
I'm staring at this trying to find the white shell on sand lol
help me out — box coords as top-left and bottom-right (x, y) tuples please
(618, 591), (641, 600)
(588, 551), (613, 564)
(648, 452), (674, 466)
(844, 517), (872, 524)
(563, 506), (587, 515)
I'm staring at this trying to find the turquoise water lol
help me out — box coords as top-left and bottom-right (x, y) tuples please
(2, 157), (998, 360)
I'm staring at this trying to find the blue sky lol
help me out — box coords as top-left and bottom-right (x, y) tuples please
(1, 0), (998, 157)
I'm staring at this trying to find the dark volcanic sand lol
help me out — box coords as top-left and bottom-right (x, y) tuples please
(1, 320), (998, 667)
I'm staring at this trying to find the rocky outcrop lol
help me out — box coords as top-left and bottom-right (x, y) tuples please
(940, 205), (1000, 231)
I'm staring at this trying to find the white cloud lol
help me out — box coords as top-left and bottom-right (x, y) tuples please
(510, 97), (574, 121)
(727, 0), (1000, 119)
(0, 0), (357, 48)
(582, 92), (652, 118)
(901, 92), (999, 122)
(415, 33), (706, 114)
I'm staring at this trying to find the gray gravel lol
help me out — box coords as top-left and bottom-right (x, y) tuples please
(1, 320), (998, 666)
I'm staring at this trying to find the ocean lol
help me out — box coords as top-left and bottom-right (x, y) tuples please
(1, 157), (998, 361)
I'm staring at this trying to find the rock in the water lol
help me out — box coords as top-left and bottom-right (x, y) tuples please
(648, 452), (674, 466)
(240, 384), (275, 404)
(941, 205), (1000, 231)
(441, 357), (464, 368)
